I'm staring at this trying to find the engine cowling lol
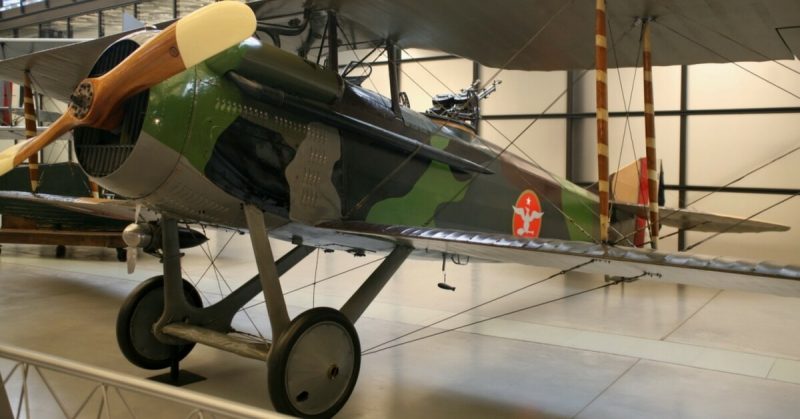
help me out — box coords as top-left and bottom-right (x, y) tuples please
(73, 32), (246, 227)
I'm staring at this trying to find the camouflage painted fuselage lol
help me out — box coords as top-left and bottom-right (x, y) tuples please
(76, 35), (602, 247)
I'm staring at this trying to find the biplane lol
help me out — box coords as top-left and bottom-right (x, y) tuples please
(0, 0), (798, 417)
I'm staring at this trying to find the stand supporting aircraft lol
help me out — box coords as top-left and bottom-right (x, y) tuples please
(0, 0), (799, 417)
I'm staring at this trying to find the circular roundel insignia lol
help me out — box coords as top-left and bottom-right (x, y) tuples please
(512, 190), (543, 238)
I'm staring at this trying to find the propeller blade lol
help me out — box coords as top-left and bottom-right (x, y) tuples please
(126, 247), (137, 274)
(0, 1), (256, 176)
(0, 113), (78, 176)
(86, 1), (256, 128)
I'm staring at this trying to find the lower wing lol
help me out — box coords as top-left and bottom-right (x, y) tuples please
(319, 221), (800, 298)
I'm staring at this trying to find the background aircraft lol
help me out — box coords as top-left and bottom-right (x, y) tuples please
(0, 0), (798, 417)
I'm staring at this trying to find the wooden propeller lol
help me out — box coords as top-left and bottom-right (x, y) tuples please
(0, 1), (256, 176)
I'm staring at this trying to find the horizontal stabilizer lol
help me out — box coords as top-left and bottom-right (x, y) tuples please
(613, 202), (789, 233)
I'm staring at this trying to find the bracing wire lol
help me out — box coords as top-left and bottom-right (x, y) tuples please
(362, 259), (596, 354)
(363, 263), (634, 357)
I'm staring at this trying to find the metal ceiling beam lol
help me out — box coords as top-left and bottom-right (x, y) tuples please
(0, 0), (139, 32)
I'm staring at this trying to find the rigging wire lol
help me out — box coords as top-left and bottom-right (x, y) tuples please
(363, 266), (630, 357)
(606, 7), (644, 226)
(395, 21), (643, 243)
(312, 248), (320, 308)
(684, 193), (798, 251)
(362, 259), (597, 354)
(656, 21), (800, 102)
(613, 143), (800, 246)
(479, 0), (576, 91)
(330, 0), (639, 246)
(663, 5), (800, 79)
(188, 227), (266, 339)
(241, 256), (386, 311)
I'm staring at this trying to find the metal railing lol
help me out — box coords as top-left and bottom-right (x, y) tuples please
(0, 343), (286, 419)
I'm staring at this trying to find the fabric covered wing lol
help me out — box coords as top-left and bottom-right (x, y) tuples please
(613, 202), (790, 233)
(256, 0), (800, 70)
(0, 191), (145, 221)
(320, 222), (800, 297)
(0, 33), (134, 101)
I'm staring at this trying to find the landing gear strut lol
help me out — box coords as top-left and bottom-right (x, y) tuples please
(114, 207), (411, 417)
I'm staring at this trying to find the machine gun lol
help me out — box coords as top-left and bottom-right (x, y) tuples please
(426, 79), (501, 128)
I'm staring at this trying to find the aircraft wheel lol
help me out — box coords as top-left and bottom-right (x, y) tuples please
(268, 307), (360, 418)
(116, 247), (127, 262)
(116, 275), (202, 370)
(55, 245), (66, 258)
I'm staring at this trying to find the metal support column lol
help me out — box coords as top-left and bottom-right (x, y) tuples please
(566, 70), (576, 182)
(243, 204), (290, 339)
(473, 61), (482, 133)
(387, 41), (402, 118)
(341, 246), (412, 323)
(326, 11), (338, 71)
(678, 65), (689, 251)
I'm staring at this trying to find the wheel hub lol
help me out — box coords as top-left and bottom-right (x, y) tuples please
(285, 321), (356, 415)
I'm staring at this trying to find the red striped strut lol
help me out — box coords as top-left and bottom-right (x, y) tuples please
(595, 0), (610, 243)
(22, 71), (40, 193)
(642, 21), (659, 248)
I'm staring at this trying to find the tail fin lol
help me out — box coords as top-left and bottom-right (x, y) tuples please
(610, 158), (649, 247)
(609, 157), (649, 205)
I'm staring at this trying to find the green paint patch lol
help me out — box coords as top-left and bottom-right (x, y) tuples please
(557, 177), (599, 242)
(142, 69), (196, 156)
(142, 64), (243, 172)
(187, 64), (242, 169)
(366, 136), (468, 227)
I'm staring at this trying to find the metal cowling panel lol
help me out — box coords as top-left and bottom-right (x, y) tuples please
(73, 38), (151, 178)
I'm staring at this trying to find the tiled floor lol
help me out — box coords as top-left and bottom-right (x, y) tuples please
(1, 232), (799, 418)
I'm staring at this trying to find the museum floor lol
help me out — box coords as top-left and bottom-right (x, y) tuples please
(1, 235), (799, 418)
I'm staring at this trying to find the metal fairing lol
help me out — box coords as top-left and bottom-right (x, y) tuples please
(86, 58), (253, 227)
(191, 39), (601, 241)
(334, 83), (599, 242)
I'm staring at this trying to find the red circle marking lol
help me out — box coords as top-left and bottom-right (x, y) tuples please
(512, 190), (543, 238)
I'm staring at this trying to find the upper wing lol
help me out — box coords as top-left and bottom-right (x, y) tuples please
(613, 202), (790, 233)
(319, 221), (800, 298)
(257, 0), (800, 70)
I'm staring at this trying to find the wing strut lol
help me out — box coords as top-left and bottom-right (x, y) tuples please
(595, 0), (610, 243)
(387, 41), (403, 118)
(22, 71), (39, 193)
(642, 20), (660, 249)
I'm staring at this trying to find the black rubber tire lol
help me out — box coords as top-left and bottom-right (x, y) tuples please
(55, 245), (66, 258)
(116, 247), (127, 262)
(116, 275), (202, 370)
(268, 307), (361, 418)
